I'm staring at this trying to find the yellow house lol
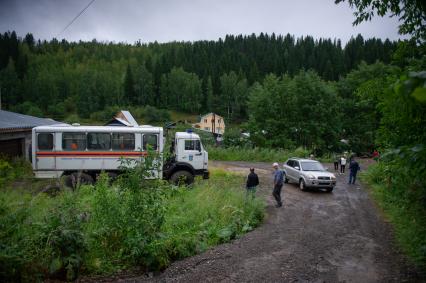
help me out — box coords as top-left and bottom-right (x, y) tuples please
(194, 113), (225, 135)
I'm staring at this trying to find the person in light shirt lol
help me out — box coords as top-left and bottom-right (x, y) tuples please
(340, 156), (347, 174)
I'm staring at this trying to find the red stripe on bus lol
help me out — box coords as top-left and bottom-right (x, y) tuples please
(36, 151), (147, 157)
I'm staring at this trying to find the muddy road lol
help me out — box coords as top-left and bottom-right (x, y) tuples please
(129, 160), (420, 282)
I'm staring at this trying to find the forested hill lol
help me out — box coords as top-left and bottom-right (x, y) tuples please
(0, 31), (397, 121)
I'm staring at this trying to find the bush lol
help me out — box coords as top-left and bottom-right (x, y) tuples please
(206, 146), (312, 163)
(0, 157), (264, 280)
(143, 105), (171, 124)
(64, 113), (81, 124)
(89, 106), (121, 123)
(11, 101), (43, 117)
(362, 148), (426, 269)
(0, 157), (32, 187)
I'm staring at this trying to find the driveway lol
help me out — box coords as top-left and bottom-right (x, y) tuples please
(126, 160), (420, 282)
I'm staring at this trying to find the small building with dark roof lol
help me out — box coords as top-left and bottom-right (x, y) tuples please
(0, 110), (66, 160)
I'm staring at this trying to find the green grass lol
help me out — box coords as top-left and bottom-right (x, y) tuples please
(207, 146), (314, 163)
(0, 168), (264, 281)
(361, 163), (426, 269)
(169, 110), (199, 124)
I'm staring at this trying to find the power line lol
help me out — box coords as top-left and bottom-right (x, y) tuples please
(57, 0), (96, 38)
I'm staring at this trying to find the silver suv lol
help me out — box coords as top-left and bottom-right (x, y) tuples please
(283, 158), (336, 192)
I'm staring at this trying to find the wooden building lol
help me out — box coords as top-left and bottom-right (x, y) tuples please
(194, 113), (225, 135)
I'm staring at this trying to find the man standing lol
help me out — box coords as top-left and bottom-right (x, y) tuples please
(272, 162), (284, 207)
(340, 156), (347, 174)
(349, 158), (361, 184)
(333, 154), (339, 171)
(246, 167), (259, 199)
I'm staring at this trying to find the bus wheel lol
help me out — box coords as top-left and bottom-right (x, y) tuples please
(170, 170), (194, 186)
(65, 172), (94, 189)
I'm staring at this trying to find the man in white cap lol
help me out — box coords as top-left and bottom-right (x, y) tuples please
(272, 162), (284, 207)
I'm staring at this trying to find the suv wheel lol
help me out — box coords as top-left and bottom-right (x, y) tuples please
(326, 187), (334, 193)
(299, 179), (307, 191)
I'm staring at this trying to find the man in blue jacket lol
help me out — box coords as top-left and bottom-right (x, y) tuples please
(272, 162), (284, 207)
(349, 158), (361, 184)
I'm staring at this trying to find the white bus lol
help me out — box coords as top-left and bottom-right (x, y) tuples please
(32, 125), (209, 186)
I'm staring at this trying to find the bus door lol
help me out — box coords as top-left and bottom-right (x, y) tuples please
(35, 132), (55, 170)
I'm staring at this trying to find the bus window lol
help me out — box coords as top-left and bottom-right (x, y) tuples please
(38, 133), (53, 150)
(112, 133), (135, 150)
(87, 133), (111, 150)
(143, 134), (158, 150)
(63, 133), (86, 151)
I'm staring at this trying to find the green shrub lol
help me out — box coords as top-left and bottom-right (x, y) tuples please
(0, 157), (32, 187)
(143, 105), (171, 124)
(40, 192), (86, 280)
(0, 161), (265, 280)
(206, 146), (313, 163)
(362, 155), (426, 269)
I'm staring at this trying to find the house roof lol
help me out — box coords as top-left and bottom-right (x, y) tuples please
(106, 110), (139, 127)
(0, 110), (66, 133)
(199, 112), (224, 121)
(120, 110), (138, 126)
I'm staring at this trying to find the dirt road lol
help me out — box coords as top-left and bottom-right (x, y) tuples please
(130, 160), (421, 282)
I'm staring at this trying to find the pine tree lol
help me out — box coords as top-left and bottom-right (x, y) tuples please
(123, 64), (136, 105)
(205, 76), (213, 112)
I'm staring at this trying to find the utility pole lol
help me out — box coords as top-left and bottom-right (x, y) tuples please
(0, 87), (2, 110)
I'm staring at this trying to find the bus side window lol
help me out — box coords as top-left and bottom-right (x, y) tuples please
(143, 134), (158, 150)
(112, 133), (135, 150)
(87, 133), (111, 150)
(62, 133), (86, 151)
(37, 133), (53, 150)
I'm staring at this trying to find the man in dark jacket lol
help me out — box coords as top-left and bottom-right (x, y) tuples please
(272, 162), (284, 207)
(349, 159), (361, 184)
(246, 168), (259, 199)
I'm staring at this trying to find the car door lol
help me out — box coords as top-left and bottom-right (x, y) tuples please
(177, 139), (204, 170)
(292, 160), (301, 180)
(286, 160), (295, 181)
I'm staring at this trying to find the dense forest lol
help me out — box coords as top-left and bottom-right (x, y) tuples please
(0, 31), (405, 152)
(1, 1), (425, 277)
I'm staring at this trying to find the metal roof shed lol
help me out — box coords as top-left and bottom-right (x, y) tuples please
(0, 110), (66, 160)
(105, 110), (139, 127)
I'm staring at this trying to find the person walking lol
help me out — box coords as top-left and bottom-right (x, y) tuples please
(340, 156), (347, 174)
(272, 162), (284, 207)
(246, 167), (259, 199)
(348, 158), (361, 184)
(333, 154), (339, 171)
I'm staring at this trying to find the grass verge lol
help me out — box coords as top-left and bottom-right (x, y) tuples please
(361, 163), (426, 269)
(0, 168), (264, 281)
(206, 146), (334, 163)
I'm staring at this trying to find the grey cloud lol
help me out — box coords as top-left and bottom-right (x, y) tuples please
(0, 0), (406, 44)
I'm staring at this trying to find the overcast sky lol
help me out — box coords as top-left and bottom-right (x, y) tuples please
(0, 0), (405, 44)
